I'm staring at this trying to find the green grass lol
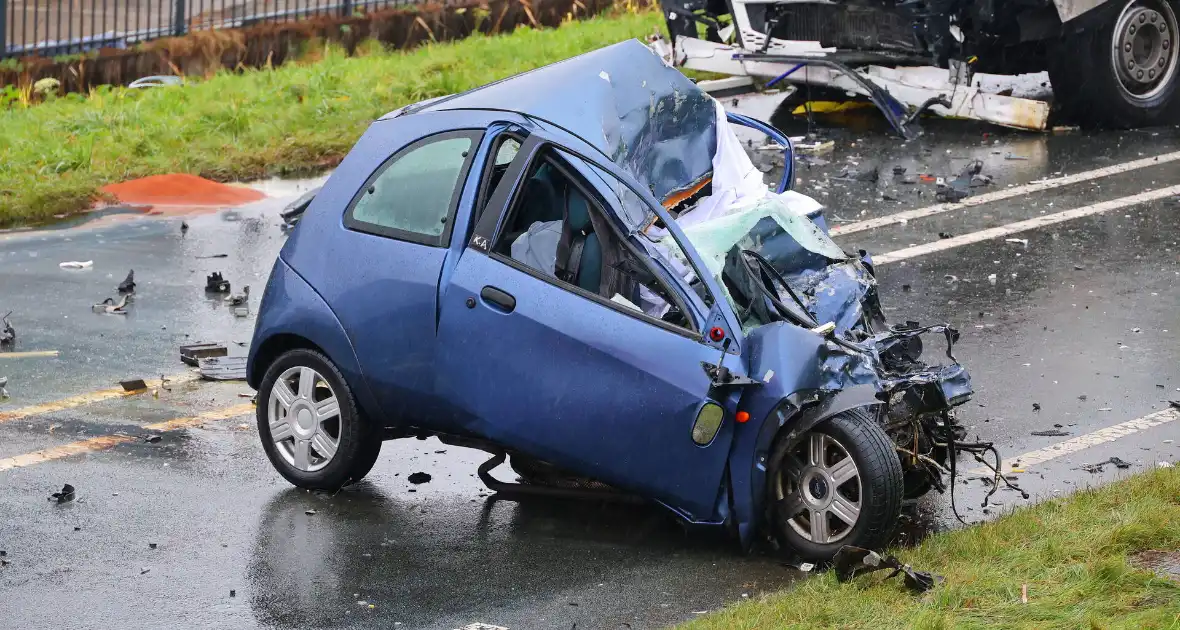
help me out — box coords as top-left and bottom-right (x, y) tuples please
(0, 10), (664, 227)
(682, 466), (1180, 629)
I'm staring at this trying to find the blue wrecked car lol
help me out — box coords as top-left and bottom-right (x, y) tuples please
(247, 40), (982, 560)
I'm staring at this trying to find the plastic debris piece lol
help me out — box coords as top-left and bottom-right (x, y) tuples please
(117, 270), (136, 294)
(120, 379), (148, 392)
(408, 472), (432, 484)
(225, 286), (250, 307)
(93, 295), (130, 315)
(197, 356), (248, 381)
(51, 484), (76, 503)
(205, 272), (231, 294)
(1079, 456), (1133, 473)
(0, 311), (15, 347)
(1031, 430), (1069, 437)
(1005, 238), (1029, 246)
(0, 376), (8, 399)
(305, 509), (317, 515)
(128, 75), (183, 89)
(59, 261), (93, 269)
(180, 342), (228, 366)
(832, 545), (943, 593)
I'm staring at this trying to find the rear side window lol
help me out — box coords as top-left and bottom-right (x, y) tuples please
(344, 130), (480, 246)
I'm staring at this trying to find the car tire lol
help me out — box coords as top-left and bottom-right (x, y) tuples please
(1049, 0), (1180, 128)
(766, 408), (903, 562)
(256, 349), (382, 490)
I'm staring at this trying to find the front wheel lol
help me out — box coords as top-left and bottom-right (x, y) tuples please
(256, 349), (382, 490)
(766, 409), (903, 562)
(1049, 0), (1180, 127)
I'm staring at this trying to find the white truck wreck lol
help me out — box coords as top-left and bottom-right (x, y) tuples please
(655, 0), (1179, 134)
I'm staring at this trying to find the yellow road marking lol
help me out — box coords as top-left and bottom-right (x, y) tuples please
(0, 372), (197, 425)
(0, 350), (60, 359)
(0, 404), (254, 472)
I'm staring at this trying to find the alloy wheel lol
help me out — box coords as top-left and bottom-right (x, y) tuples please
(774, 432), (863, 545)
(267, 366), (341, 472)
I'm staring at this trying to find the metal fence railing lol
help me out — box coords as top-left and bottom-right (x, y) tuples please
(1, 0), (422, 59)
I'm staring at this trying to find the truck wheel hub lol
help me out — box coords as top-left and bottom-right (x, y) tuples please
(1114, 1), (1179, 97)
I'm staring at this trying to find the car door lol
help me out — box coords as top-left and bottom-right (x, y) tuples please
(288, 121), (485, 425)
(434, 136), (739, 520)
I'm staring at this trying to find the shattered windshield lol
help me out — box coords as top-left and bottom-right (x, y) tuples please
(669, 193), (851, 330)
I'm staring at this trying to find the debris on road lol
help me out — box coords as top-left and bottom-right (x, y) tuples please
(832, 545), (943, 593)
(197, 254), (229, 259)
(117, 270), (136, 294)
(144, 435), (162, 443)
(92, 295), (130, 315)
(1005, 238), (1029, 246)
(51, 484), (76, 503)
(936, 160), (987, 203)
(0, 376), (8, 399)
(305, 509), (316, 515)
(140, 567), (151, 575)
(1, 312), (15, 347)
(407, 472), (432, 485)
(179, 342), (228, 366)
(181, 220), (189, 234)
(281, 188), (319, 230)
(1031, 430), (1070, 437)
(205, 272), (231, 294)
(197, 356), (247, 381)
(835, 165), (880, 183)
(794, 139), (835, 155)
(1079, 457), (1133, 473)
(120, 379), (148, 392)
(59, 261), (93, 270)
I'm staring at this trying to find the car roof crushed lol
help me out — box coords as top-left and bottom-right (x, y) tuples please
(384, 39), (719, 208)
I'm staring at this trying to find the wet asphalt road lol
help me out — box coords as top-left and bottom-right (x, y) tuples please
(1, 119), (1179, 630)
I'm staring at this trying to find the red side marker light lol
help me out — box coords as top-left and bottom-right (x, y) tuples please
(736, 411), (750, 423)
(709, 327), (726, 342)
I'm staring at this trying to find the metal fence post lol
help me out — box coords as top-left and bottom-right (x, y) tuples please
(173, 0), (187, 36)
(0, 0), (8, 57)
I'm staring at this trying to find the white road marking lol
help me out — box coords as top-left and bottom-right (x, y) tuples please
(830, 150), (1180, 236)
(873, 184), (1180, 265)
(974, 407), (1179, 474)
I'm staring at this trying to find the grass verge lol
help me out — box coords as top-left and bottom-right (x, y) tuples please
(683, 466), (1180, 629)
(0, 10), (663, 227)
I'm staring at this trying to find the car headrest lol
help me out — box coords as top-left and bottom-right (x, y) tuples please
(566, 187), (592, 233)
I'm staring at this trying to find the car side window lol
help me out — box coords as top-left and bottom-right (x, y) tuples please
(344, 131), (479, 246)
(488, 152), (697, 334)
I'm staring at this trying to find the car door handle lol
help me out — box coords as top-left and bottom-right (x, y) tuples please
(480, 286), (516, 313)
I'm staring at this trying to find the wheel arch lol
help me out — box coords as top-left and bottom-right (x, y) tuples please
(247, 258), (386, 426)
(728, 384), (884, 550)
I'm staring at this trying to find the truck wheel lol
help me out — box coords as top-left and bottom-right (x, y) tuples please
(766, 409), (903, 562)
(257, 349), (382, 490)
(1049, 0), (1180, 127)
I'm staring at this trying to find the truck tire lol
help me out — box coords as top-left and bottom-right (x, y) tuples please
(766, 408), (903, 562)
(1049, 0), (1180, 127)
(256, 349), (382, 490)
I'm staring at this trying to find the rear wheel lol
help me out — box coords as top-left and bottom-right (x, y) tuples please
(1049, 0), (1180, 127)
(766, 409), (903, 562)
(257, 349), (382, 490)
